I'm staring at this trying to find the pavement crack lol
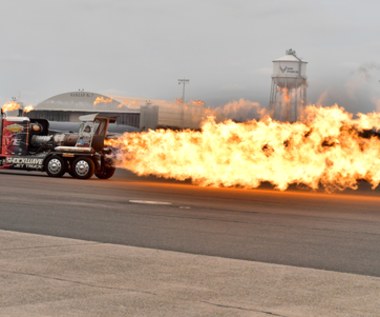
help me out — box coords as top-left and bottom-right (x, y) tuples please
(0, 242), (99, 252)
(0, 270), (157, 296)
(200, 300), (288, 317)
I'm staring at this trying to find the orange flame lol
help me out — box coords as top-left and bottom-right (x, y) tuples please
(281, 88), (291, 103)
(205, 99), (267, 122)
(93, 96), (113, 106)
(108, 105), (380, 191)
(23, 105), (34, 113)
(191, 100), (205, 107)
(117, 99), (141, 109)
(2, 101), (22, 112)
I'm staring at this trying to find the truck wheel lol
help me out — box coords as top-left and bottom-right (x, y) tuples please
(95, 166), (116, 179)
(46, 156), (66, 177)
(71, 157), (95, 179)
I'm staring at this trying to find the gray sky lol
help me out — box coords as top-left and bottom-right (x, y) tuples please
(0, 0), (379, 113)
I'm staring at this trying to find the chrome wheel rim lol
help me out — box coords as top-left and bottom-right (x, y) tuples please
(75, 160), (90, 177)
(48, 158), (62, 175)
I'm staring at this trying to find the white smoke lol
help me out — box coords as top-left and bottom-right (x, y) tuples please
(374, 98), (380, 112)
(356, 63), (380, 81)
(106, 95), (268, 127)
(346, 63), (380, 112)
(206, 98), (268, 122)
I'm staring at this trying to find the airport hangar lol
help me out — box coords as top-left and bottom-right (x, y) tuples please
(27, 91), (159, 131)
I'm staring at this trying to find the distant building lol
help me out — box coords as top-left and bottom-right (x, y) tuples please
(28, 91), (143, 128)
(27, 91), (203, 131)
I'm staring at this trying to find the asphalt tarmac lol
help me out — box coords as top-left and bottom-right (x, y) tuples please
(0, 169), (379, 277)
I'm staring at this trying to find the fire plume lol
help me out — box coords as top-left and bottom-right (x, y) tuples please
(108, 105), (380, 191)
(93, 96), (113, 106)
(2, 101), (22, 112)
(281, 88), (291, 103)
(23, 105), (34, 113)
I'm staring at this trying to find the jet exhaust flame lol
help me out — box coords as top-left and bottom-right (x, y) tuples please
(108, 105), (380, 191)
(1, 102), (34, 114)
(1, 101), (22, 112)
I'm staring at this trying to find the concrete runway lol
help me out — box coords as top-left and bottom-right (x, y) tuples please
(1, 230), (379, 317)
(0, 169), (379, 277)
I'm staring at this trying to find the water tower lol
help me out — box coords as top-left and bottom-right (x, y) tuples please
(269, 49), (307, 121)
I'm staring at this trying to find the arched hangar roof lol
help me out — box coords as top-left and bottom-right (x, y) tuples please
(35, 91), (138, 113)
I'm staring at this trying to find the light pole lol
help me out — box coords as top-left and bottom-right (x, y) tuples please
(178, 78), (190, 128)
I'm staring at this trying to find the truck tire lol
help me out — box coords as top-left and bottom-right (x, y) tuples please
(71, 157), (95, 179)
(95, 166), (116, 179)
(45, 156), (66, 177)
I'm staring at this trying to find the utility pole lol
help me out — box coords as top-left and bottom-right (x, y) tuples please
(178, 78), (190, 128)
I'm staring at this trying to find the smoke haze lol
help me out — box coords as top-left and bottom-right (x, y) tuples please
(0, 0), (379, 115)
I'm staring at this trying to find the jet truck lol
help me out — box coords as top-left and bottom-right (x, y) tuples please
(0, 110), (116, 179)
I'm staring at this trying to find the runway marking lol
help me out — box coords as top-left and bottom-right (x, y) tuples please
(129, 200), (172, 206)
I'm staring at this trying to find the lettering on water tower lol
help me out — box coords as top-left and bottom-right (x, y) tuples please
(279, 65), (299, 74)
